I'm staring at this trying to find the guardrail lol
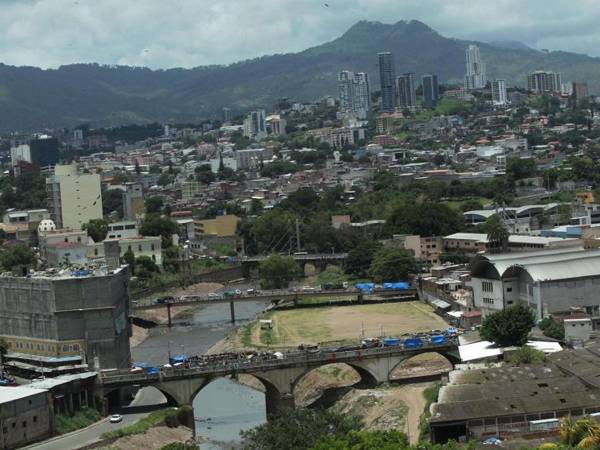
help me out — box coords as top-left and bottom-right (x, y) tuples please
(100, 340), (458, 386)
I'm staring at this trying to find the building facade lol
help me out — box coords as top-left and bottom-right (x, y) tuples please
(491, 79), (508, 105)
(396, 73), (417, 110)
(464, 45), (486, 90)
(338, 71), (371, 119)
(46, 165), (103, 230)
(378, 52), (396, 112)
(0, 266), (131, 370)
(243, 110), (267, 140)
(122, 182), (144, 221)
(527, 71), (562, 94)
(422, 73), (439, 107)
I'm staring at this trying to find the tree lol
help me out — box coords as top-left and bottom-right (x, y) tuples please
(249, 198), (263, 215)
(484, 214), (509, 253)
(250, 209), (296, 254)
(368, 248), (417, 283)
(480, 304), (536, 347)
(135, 255), (159, 277)
(102, 189), (124, 217)
(538, 316), (565, 340)
(122, 247), (135, 273)
(509, 346), (545, 365)
(195, 165), (216, 185)
(387, 202), (462, 237)
(345, 240), (382, 278)
(241, 408), (361, 450)
(258, 255), (301, 289)
(145, 196), (164, 214)
(82, 218), (109, 243)
(560, 417), (600, 449)
(140, 215), (177, 248)
(506, 157), (537, 180)
(158, 173), (175, 186)
(312, 430), (410, 450)
(0, 244), (35, 271)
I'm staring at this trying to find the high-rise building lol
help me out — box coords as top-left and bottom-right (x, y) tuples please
(222, 107), (231, 123)
(491, 79), (508, 105)
(527, 71), (562, 94)
(46, 164), (103, 230)
(396, 73), (417, 110)
(572, 82), (589, 101)
(338, 71), (371, 119)
(422, 73), (439, 107)
(464, 45), (487, 90)
(353, 72), (371, 119)
(243, 110), (267, 140)
(28, 135), (59, 169)
(378, 52), (396, 112)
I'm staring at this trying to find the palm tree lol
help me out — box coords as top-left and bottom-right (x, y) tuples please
(484, 214), (509, 253)
(560, 416), (600, 448)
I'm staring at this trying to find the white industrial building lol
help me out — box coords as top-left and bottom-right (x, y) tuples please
(470, 247), (600, 319)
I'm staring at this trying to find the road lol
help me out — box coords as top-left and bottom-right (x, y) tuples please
(23, 387), (167, 450)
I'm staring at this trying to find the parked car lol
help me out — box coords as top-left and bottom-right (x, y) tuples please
(301, 286), (316, 292)
(109, 414), (123, 423)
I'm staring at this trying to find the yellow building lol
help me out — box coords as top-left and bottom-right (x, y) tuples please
(576, 191), (595, 204)
(194, 214), (240, 237)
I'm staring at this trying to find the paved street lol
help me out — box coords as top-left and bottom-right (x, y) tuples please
(24, 387), (167, 450)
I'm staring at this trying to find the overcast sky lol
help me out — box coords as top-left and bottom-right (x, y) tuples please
(2, 0), (600, 69)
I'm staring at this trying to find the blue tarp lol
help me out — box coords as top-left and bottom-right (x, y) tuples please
(169, 355), (189, 365)
(382, 282), (411, 290)
(430, 335), (447, 345)
(355, 282), (375, 294)
(404, 338), (424, 349)
(383, 338), (400, 347)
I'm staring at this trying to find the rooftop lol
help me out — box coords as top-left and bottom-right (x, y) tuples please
(0, 386), (48, 404)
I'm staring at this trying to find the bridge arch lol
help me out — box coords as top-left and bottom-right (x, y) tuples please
(388, 352), (454, 383)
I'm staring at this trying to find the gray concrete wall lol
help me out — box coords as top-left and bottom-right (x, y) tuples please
(0, 278), (58, 340)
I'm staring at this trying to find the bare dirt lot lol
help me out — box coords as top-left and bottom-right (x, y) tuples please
(243, 301), (448, 348)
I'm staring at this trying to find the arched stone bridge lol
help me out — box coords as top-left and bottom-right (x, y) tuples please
(100, 343), (460, 417)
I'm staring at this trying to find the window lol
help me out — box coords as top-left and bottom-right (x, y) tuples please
(94, 248), (98, 256)
(151, 244), (155, 251)
(483, 298), (494, 304)
(33, 416), (37, 423)
(22, 421), (26, 428)
(482, 281), (494, 293)
(506, 287), (512, 292)
(138, 245), (142, 252)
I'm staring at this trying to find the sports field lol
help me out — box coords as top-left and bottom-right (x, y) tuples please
(246, 301), (448, 348)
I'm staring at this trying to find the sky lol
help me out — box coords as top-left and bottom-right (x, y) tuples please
(2, 0), (600, 69)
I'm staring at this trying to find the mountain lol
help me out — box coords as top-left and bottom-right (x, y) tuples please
(488, 40), (532, 51)
(2, 19), (600, 132)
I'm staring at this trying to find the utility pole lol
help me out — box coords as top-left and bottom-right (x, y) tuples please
(295, 218), (301, 252)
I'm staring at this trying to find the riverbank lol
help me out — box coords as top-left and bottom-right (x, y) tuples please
(130, 282), (224, 349)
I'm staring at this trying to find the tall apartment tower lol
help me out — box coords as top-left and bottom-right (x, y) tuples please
(338, 71), (371, 119)
(222, 107), (231, 123)
(464, 45), (487, 90)
(338, 70), (355, 115)
(46, 164), (103, 230)
(422, 73), (440, 107)
(243, 110), (267, 140)
(492, 79), (508, 105)
(378, 52), (396, 112)
(527, 71), (562, 94)
(396, 73), (417, 110)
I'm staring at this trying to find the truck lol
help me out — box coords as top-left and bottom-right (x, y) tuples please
(321, 282), (349, 290)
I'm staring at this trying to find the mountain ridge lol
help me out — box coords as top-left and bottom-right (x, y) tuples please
(1, 19), (600, 131)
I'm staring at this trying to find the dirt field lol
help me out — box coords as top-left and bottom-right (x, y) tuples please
(246, 301), (448, 348)
(96, 425), (194, 450)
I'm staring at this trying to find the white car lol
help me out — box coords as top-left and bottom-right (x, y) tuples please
(109, 414), (123, 423)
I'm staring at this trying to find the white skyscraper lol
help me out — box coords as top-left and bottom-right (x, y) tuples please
(337, 70), (371, 119)
(491, 79), (508, 105)
(243, 110), (267, 140)
(464, 45), (487, 90)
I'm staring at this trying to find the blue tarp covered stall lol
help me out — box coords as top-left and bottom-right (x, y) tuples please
(382, 282), (411, 290)
(355, 283), (375, 294)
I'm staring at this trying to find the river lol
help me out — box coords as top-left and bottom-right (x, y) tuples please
(131, 300), (269, 449)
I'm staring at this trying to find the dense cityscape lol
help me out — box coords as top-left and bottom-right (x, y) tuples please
(4, 5), (600, 450)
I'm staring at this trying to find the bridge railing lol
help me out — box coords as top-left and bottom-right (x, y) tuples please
(101, 339), (457, 385)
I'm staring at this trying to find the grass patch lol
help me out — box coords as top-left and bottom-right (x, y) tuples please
(418, 382), (441, 441)
(101, 407), (190, 440)
(239, 324), (253, 348)
(55, 407), (102, 435)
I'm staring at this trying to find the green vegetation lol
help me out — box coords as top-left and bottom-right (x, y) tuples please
(82, 218), (109, 243)
(483, 214), (509, 253)
(539, 316), (565, 340)
(101, 407), (190, 440)
(419, 383), (441, 440)
(241, 408), (361, 450)
(159, 444), (197, 450)
(480, 304), (536, 347)
(55, 408), (102, 435)
(259, 255), (302, 289)
(509, 346), (546, 365)
(368, 247), (416, 283)
(0, 244), (35, 271)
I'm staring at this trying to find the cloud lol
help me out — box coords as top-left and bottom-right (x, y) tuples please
(1, 0), (600, 69)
